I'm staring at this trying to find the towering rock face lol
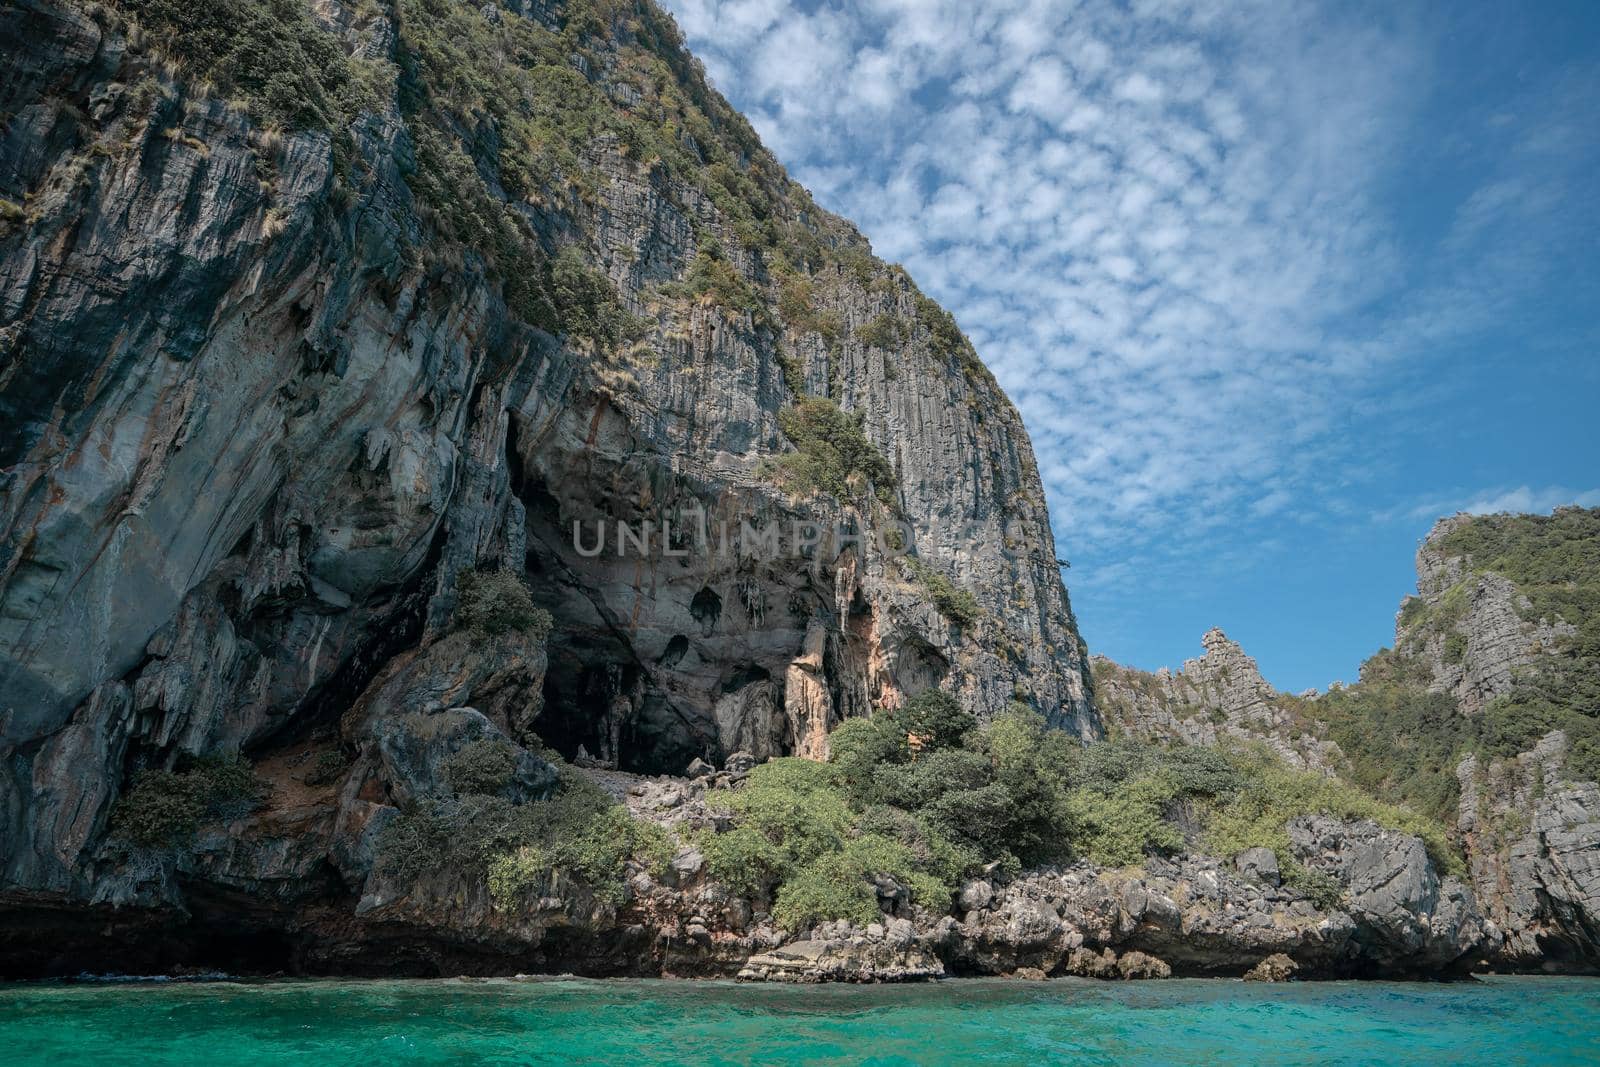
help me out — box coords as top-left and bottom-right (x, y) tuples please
(1403, 510), (1600, 970)
(1402, 515), (1577, 716)
(0, 0), (1093, 912)
(1092, 629), (1340, 772)
(1456, 734), (1600, 968)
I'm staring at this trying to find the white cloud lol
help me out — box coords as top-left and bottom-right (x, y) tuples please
(1404, 486), (1600, 522)
(658, 0), (1596, 648)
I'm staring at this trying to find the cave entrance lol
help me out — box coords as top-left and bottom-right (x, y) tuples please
(536, 651), (703, 775)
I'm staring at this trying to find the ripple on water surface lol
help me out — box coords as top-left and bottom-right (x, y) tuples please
(3, 975), (1598, 1066)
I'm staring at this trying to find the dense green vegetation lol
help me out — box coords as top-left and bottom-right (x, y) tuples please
(454, 568), (553, 638)
(776, 272), (841, 341)
(1312, 649), (1473, 822)
(442, 738), (522, 797)
(657, 241), (768, 319)
(110, 756), (266, 847)
(1313, 507), (1600, 808)
(109, 0), (371, 130)
(769, 396), (897, 506)
(696, 690), (1459, 931)
(856, 314), (904, 350)
(1442, 508), (1600, 781)
(377, 757), (670, 908)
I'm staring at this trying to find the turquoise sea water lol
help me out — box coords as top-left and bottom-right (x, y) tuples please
(3, 975), (1598, 1065)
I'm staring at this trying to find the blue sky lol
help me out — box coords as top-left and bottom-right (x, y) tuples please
(659, 0), (1600, 691)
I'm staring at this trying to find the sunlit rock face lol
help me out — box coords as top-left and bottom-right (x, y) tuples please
(1091, 629), (1341, 772)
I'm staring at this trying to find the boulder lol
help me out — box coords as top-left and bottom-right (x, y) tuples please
(1288, 815), (1496, 971)
(370, 706), (556, 806)
(1116, 950), (1172, 980)
(1243, 953), (1298, 982)
(724, 752), (759, 775)
(1235, 847), (1281, 887)
(959, 879), (995, 912)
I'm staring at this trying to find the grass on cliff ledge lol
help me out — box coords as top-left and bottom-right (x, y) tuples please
(766, 395), (898, 508)
(898, 556), (983, 628)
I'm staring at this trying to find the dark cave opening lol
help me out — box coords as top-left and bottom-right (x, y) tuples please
(535, 652), (705, 776)
(512, 470), (712, 777)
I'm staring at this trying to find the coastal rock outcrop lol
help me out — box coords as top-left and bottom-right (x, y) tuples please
(729, 809), (1493, 983)
(937, 831), (1493, 979)
(1092, 510), (1600, 974)
(1457, 734), (1600, 969)
(1091, 629), (1340, 772)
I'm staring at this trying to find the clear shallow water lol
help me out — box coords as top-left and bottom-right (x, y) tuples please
(3, 975), (1598, 1066)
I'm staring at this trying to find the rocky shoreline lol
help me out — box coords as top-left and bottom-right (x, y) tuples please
(0, 761), (1527, 984)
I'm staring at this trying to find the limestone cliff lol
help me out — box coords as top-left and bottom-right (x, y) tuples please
(0, 0), (1591, 984)
(0, 0), (1095, 926)
(1409, 509), (1600, 969)
(1401, 514), (1579, 716)
(1092, 629), (1340, 772)
(1094, 507), (1600, 972)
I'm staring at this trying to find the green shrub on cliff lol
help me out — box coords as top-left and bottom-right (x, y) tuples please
(442, 738), (520, 796)
(659, 242), (768, 319)
(111, 756), (266, 847)
(110, 0), (360, 130)
(776, 272), (842, 340)
(486, 788), (672, 909)
(704, 701), (1065, 929)
(900, 557), (983, 627)
(549, 245), (645, 349)
(856, 314), (903, 350)
(304, 748), (349, 787)
(895, 689), (977, 750)
(454, 568), (553, 638)
(769, 396), (897, 506)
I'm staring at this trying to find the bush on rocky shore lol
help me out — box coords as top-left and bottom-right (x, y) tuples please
(697, 688), (1462, 932)
(376, 760), (671, 908)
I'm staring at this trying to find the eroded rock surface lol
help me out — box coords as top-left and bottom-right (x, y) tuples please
(1092, 629), (1340, 772)
(1403, 515), (1576, 715)
(0, 0), (1095, 945)
(1457, 734), (1600, 970)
